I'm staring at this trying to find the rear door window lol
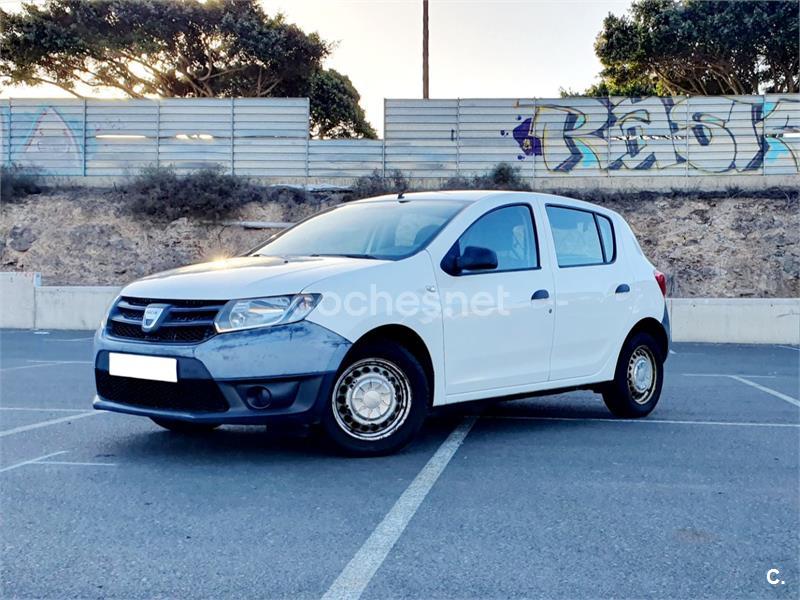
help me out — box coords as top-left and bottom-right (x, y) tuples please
(545, 205), (605, 267)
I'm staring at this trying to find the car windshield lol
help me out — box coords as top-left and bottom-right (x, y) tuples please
(253, 200), (466, 260)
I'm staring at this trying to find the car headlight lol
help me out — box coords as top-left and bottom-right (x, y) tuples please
(214, 294), (321, 333)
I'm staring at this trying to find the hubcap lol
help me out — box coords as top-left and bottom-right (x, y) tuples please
(627, 346), (656, 404)
(332, 358), (412, 441)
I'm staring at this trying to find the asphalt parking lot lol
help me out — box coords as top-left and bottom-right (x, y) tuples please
(1, 330), (798, 599)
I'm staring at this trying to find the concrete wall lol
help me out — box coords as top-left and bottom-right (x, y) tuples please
(1, 273), (798, 343)
(668, 298), (800, 344)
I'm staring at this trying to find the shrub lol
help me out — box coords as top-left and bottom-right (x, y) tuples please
(123, 165), (293, 222)
(473, 163), (531, 190)
(348, 163), (531, 199)
(1, 164), (43, 203)
(348, 169), (408, 200)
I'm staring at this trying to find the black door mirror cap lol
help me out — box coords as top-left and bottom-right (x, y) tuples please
(457, 246), (499, 272)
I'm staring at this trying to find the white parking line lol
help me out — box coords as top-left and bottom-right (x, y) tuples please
(683, 373), (800, 408)
(322, 417), (477, 600)
(728, 375), (800, 409)
(0, 411), (101, 438)
(0, 451), (67, 473)
(35, 460), (117, 467)
(0, 407), (89, 412)
(0, 360), (93, 372)
(27, 360), (93, 364)
(777, 345), (799, 352)
(483, 415), (799, 428)
(682, 373), (776, 378)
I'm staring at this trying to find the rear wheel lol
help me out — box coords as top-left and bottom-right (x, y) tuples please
(602, 332), (664, 418)
(150, 418), (220, 434)
(321, 340), (429, 456)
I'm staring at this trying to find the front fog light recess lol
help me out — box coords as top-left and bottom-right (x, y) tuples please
(214, 294), (321, 332)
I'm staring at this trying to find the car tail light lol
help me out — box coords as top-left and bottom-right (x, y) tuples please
(654, 270), (667, 297)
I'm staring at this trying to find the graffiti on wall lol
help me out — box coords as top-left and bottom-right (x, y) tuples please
(501, 96), (800, 174)
(17, 107), (83, 171)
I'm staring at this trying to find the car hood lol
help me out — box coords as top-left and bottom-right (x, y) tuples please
(120, 255), (384, 300)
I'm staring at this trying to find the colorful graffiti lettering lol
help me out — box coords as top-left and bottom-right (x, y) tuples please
(501, 96), (800, 174)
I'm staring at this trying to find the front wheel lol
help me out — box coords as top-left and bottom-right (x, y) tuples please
(151, 418), (220, 434)
(321, 341), (430, 456)
(602, 332), (664, 418)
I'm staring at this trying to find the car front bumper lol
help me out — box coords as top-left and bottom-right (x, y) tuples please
(93, 321), (352, 425)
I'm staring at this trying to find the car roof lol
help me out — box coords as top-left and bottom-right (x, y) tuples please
(351, 190), (622, 220)
(352, 190), (500, 204)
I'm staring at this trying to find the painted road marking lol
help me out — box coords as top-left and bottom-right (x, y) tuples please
(483, 415), (799, 428)
(682, 373), (776, 378)
(35, 460), (117, 468)
(27, 360), (93, 364)
(0, 411), (101, 438)
(0, 407), (89, 412)
(0, 360), (93, 372)
(777, 345), (799, 352)
(0, 451), (67, 473)
(683, 373), (800, 408)
(728, 375), (800, 409)
(322, 417), (477, 600)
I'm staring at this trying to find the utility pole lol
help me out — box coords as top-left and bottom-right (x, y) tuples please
(422, 0), (429, 99)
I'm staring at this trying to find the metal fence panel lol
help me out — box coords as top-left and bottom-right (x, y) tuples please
(158, 98), (233, 172)
(763, 94), (800, 175)
(607, 96), (688, 177)
(686, 96), (763, 175)
(3, 95), (799, 180)
(85, 99), (158, 176)
(9, 99), (85, 175)
(0, 100), (8, 169)
(457, 98), (534, 178)
(384, 99), (457, 177)
(309, 139), (383, 177)
(232, 98), (308, 177)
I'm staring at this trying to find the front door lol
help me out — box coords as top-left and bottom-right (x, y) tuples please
(433, 204), (555, 397)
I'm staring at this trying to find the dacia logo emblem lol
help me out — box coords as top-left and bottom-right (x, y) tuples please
(142, 304), (169, 332)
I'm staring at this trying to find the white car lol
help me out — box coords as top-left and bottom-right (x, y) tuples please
(94, 191), (669, 455)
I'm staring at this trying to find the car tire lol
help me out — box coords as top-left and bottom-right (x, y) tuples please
(602, 332), (664, 418)
(150, 418), (220, 434)
(321, 340), (430, 457)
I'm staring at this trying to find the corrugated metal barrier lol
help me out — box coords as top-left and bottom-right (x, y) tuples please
(1, 95), (798, 179)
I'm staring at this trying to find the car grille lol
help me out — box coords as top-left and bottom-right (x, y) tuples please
(95, 370), (229, 413)
(107, 297), (226, 343)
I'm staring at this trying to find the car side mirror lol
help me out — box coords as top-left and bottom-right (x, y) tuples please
(457, 246), (498, 272)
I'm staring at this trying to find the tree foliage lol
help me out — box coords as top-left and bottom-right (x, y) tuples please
(0, 0), (375, 138)
(589, 0), (799, 96)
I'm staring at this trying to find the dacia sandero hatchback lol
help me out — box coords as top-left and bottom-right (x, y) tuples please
(94, 191), (669, 456)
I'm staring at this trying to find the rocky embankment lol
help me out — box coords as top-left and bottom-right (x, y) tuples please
(1, 187), (797, 297)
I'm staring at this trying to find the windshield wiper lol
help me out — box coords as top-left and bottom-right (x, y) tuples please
(310, 253), (382, 260)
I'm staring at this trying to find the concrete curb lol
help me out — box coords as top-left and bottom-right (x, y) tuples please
(1, 273), (798, 344)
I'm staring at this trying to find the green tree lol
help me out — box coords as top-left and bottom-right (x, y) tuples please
(588, 0), (799, 96)
(0, 0), (376, 138)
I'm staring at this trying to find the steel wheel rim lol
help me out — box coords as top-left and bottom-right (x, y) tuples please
(627, 345), (656, 405)
(332, 358), (412, 441)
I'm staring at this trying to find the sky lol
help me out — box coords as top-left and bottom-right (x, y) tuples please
(0, 0), (634, 136)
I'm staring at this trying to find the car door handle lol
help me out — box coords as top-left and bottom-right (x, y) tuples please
(615, 284), (630, 294)
(531, 289), (550, 300)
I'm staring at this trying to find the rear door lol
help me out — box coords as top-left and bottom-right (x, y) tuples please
(544, 204), (634, 381)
